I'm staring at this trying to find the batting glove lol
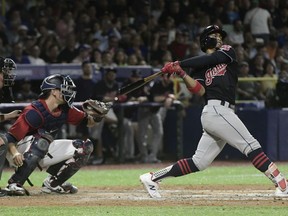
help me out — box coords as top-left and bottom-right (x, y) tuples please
(172, 61), (186, 78)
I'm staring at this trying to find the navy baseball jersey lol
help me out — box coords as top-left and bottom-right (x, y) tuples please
(180, 45), (239, 105)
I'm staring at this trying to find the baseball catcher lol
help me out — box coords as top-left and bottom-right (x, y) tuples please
(2, 74), (111, 196)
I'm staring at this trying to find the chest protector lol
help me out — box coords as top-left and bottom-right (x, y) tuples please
(31, 101), (68, 135)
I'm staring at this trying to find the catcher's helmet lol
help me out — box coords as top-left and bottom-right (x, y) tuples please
(0, 57), (17, 86)
(40, 74), (76, 107)
(200, 25), (227, 52)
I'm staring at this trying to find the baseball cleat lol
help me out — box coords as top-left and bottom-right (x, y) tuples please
(140, 172), (161, 198)
(0, 188), (7, 197)
(41, 176), (78, 194)
(275, 187), (288, 197)
(5, 183), (26, 196)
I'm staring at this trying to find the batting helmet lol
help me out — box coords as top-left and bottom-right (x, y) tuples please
(40, 74), (76, 107)
(0, 57), (17, 86)
(200, 25), (227, 52)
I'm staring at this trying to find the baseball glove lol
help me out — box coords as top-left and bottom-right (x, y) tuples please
(82, 99), (112, 118)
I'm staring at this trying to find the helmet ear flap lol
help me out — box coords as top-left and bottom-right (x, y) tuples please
(200, 37), (217, 52)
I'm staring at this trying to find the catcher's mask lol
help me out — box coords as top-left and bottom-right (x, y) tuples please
(40, 74), (77, 107)
(200, 25), (227, 52)
(0, 57), (17, 86)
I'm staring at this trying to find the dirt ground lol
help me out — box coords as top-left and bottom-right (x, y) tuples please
(0, 161), (287, 207)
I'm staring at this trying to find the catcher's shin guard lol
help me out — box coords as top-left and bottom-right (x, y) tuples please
(46, 139), (93, 187)
(9, 136), (51, 185)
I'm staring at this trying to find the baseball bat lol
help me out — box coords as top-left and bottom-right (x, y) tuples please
(118, 71), (162, 96)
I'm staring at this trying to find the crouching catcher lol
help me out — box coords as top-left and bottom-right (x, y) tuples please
(3, 74), (110, 196)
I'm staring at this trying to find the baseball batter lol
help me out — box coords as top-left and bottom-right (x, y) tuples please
(140, 25), (288, 198)
(1, 74), (111, 196)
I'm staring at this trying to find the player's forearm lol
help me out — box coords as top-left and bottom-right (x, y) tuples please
(183, 76), (205, 96)
(8, 142), (19, 156)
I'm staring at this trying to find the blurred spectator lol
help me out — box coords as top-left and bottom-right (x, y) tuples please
(106, 35), (120, 56)
(238, 0), (251, 21)
(0, 37), (11, 57)
(178, 13), (200, 43)
(57, 33), (78, 63)
(116, 69), (144, 161)
(234, 44), (249, 63)
(0, 21), (9, 51)
(14, 79), (38, 102)
(237, 61), (264, 100)
(127, 53), (139, 65)
(55, 10), (75, 46)
(244, 0), (272, 45)
(91, 67), (120, 163)
(101, 51), (117, 67)
(168, 30), (189, 60)
(90, 48), (102, 68)
(249, 53), (265, 77)
(275, 70), (288, 107)
(73, 61), (98, 162)
(162, 16), (177, 44)
(185, 41), (203, 58)
(137, 74), (175, 163)
(151, 0), (166, 22)
(41, 44), (60, 64)
(92, 14), (122, 52)
(220, 0), (240, 24)
(74, 61), (96, 102)
(9, 42), (30, 64)
(28, 44), (46, 65)
(160, 50), (173, 65)
(16, 24), (29, 44)
(72, 44), (91, 64)
(5, 9), (22, 45)
(114, 49), (128, 66)
(158, 0), (185, 26)
(261, 61), (278, 107)
(274, 48), (288, 74)
(150, 33), (169, 67)
(125, 33), (148, 62)
(227, 19), (245, 46)
(273, 7), (288, 32)
(243, 31), (258, 59)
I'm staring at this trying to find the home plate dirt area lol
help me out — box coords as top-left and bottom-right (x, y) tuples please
(0, 162), (287, 207)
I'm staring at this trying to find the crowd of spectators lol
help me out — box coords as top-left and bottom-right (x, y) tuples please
(0, 0), (288, 106)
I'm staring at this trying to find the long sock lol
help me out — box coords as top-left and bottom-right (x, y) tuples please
(265, 163), (287, 191)
(248, 148), (287, 191)
(151, 158), (199, 182)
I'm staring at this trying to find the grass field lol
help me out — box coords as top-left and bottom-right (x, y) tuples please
(0, 161), (288, 216)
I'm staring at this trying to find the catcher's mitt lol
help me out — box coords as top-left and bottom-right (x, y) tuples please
(82, 99), (112, 118)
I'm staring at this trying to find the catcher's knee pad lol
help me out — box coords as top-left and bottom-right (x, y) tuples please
(72, 139), (93, 165)
(9, 136), (51, 185)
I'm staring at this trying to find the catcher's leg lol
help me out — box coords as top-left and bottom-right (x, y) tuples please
(6, 135), (51, 196)
(42, 139), (93, 194)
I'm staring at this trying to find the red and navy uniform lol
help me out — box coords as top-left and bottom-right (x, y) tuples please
(6, 99), (85, 143)
(180, 45), (239, 105)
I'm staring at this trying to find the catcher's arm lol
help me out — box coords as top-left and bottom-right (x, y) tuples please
(82, 99), (113, 126)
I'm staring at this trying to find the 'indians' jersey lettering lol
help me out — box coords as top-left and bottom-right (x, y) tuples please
(205, 64), (227, 86)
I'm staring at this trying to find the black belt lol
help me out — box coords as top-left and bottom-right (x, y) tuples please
(207, 100), (235, 109)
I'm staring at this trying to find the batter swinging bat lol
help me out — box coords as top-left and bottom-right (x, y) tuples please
(118, 71), (162, 96)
